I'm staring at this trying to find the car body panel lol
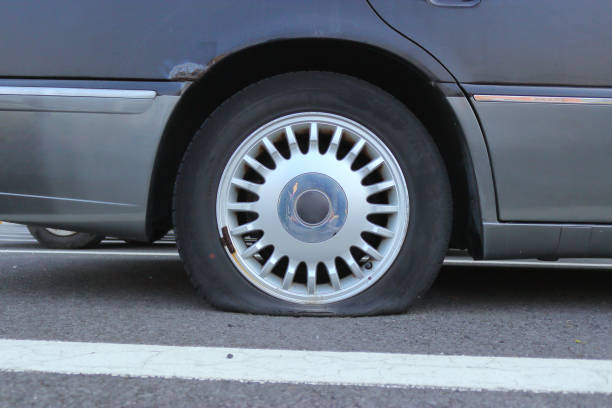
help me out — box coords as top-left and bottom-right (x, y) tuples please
(441, 85), (497, 224)
(371, 0), (612, 224)
(466, 84), (612, 223)
(0, 82), (179, 239)
(0, 0), (453, 83)
(369, 0), (612, 86)
(482, 222), (612, 260)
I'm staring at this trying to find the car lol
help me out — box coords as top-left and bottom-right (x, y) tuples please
(24, 225), (162, 249)
(1, 1), (611, 316)
(26, 226), (104, 249)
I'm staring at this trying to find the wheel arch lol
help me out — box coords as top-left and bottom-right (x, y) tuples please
(146, 38), (484, 256)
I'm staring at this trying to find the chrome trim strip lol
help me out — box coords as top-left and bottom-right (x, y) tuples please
(474, 94), (612, 105)
(0, 86), (156, 99)
(443, 256), (612, 270)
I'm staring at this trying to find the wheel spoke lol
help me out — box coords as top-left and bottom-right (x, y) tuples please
(262, 137), (283, 164)
(343, 253), (364, 279)
(309, 123), (319, 154)
(325, 261), (341, 290)
(285, 126), (300, 156)
(365, 180), (395, 196)
(259, 250), (279, 277)
(231, 178), (261, 194)
(364, 222), (394, 238)
(242, 239), (267, 258)
(243, 155), (271, 178)
(356, 156), (384, 179)
(282, 259), (299, 290)
(344, 139), (366, 164)
(367, 204), (399, 214)
(357, 240), (383, 261)
(230, 221), (259, 236)
(227, 202), (257, 212)
(326, 126), (343, 156)
(306, 262), (317, 295)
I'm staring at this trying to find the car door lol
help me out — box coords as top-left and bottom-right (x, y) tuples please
(370, 0), (612, 223)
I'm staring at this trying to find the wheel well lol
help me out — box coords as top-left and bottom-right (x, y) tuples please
(147, 38), (481, 254)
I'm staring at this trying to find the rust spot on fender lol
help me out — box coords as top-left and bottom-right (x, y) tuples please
(168, 51), (230, 81)
(207, 52), (228, 67)
(169, 62), (206, 81)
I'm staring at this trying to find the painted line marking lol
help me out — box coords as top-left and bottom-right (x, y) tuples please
(0, 339), (610, 394)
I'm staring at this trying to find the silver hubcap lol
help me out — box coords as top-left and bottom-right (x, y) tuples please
(217, 112), (409, 304)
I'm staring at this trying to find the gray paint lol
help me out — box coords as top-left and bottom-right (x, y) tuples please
(369, 0), (612, 255)
(469, 85), (612, 223)
(369, 0), (612, 86)
(0, 1), (454, 83)
(444, 93), (497, 223)
(483, 222), (612, 260)
(0, 90), (179, 239)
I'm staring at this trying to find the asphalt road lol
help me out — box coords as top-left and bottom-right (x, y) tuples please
(0, 222), (610, 407)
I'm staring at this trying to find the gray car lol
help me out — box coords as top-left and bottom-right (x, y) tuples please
(1, 0), (610, 315)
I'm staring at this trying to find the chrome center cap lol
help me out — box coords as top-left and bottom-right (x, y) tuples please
(278, 172), (348, 243)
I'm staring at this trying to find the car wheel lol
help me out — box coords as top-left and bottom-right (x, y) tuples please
(27, 226), (104, 249)
(174, 72), (451, 316)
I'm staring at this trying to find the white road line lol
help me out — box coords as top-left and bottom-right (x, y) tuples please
(0, 340), (610, 394)
(0, 249), (179, 256)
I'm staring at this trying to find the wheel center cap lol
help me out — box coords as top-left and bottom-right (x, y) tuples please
(278, 173), (348, 243)
(295, 190), (330, 226)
